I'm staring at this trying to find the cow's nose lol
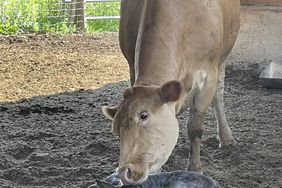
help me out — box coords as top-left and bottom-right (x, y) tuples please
(117, 166), (138, 185)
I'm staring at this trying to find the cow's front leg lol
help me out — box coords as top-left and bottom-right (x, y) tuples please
(187, 70), (217, 172)
(187, 108), (207, 172)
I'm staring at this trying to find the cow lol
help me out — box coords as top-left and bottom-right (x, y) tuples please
(102, 0), (240, 185)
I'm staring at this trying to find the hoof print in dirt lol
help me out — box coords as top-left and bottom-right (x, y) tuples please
(0, 106), (8, 112)
(8, 143), (34, 160)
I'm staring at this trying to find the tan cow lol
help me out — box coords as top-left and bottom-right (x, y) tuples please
(102, 0), (240, 185)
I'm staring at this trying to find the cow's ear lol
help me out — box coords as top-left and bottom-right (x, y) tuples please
(123, 87), (134, 99)
(160, 81), (182, 102)
(102, 106), (118, 120)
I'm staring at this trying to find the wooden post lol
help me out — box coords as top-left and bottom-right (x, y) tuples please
(69, 0), (86, 31)
(75, 0), (86, 31)
(69, 0), (77, 25)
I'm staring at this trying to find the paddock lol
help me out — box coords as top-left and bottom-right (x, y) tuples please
(0, 4), (281, 188)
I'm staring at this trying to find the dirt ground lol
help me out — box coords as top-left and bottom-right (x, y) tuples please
(0, 34), (281, 188)
(0, 33), (129, 101)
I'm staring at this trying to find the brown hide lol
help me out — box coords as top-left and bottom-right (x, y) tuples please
(103, 0), (240, 185)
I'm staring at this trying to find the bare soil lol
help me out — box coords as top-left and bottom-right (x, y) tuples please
(0, 33), (129, 101)
(0, 34), (281, 188)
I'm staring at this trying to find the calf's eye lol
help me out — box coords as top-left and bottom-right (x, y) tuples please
(139, 111), (149, 121)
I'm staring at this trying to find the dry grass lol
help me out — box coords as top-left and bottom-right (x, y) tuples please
(0, 33), (129, 101)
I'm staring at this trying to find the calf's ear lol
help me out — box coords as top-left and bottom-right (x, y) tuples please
(102, 106), (118, 120)
(96, 179), (115, 188)
(160, 80), (182, 102)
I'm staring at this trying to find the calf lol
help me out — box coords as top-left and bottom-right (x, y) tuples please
(94, 171), (221, 188)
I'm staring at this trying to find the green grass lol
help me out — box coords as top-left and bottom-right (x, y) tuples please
(86, 1), (120, 32)
(0, 0), (120, 34)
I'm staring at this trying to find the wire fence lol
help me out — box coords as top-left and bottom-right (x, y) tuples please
(0, 0), (120, 34)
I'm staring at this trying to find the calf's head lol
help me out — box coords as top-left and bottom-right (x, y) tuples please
(102, 81), (181, 185)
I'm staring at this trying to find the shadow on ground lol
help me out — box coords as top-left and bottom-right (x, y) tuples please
(0, 64), (281, 188)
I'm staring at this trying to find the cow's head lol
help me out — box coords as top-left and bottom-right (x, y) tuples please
(102, 81), (181, 185)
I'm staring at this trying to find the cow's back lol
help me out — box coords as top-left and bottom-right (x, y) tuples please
(119, 0), (240, 85)
(120, 0), (240, 74)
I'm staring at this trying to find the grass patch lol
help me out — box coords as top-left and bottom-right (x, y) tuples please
(86, 1), (119, 32)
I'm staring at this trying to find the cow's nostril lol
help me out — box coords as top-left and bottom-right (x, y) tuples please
(125, 168), (132, 179)
(123, 167), (135, 184)
(118, 166), (136, 185)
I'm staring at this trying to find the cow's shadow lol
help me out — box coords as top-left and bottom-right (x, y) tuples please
(0, 81), (131, 188)
(1, 64), (281, 188)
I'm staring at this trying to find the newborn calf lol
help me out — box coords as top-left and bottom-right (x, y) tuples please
(92, 171), (221, 188)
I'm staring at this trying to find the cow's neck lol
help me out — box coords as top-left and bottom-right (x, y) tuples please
(132, 0), (198, 115)
(133, 1), (185, 87)
(133, 41), (194, 115)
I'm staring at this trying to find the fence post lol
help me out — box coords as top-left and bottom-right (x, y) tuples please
(69, 0), (77, 25)
(76, 0), (86, 31)
(71, 0), (86, 31)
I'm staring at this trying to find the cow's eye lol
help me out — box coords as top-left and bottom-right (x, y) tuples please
(139, 111), (149, 121)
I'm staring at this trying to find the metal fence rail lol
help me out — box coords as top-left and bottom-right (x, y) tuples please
(65, 0), (120, 30)
(86, 16), (120, 20)
(85, 0), (120, 20)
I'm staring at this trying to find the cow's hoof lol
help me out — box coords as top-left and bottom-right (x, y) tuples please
(187, 164), (202, 174)
(219, 138), (237, 148)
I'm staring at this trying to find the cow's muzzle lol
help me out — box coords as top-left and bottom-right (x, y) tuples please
(117, 164), (148, 185)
